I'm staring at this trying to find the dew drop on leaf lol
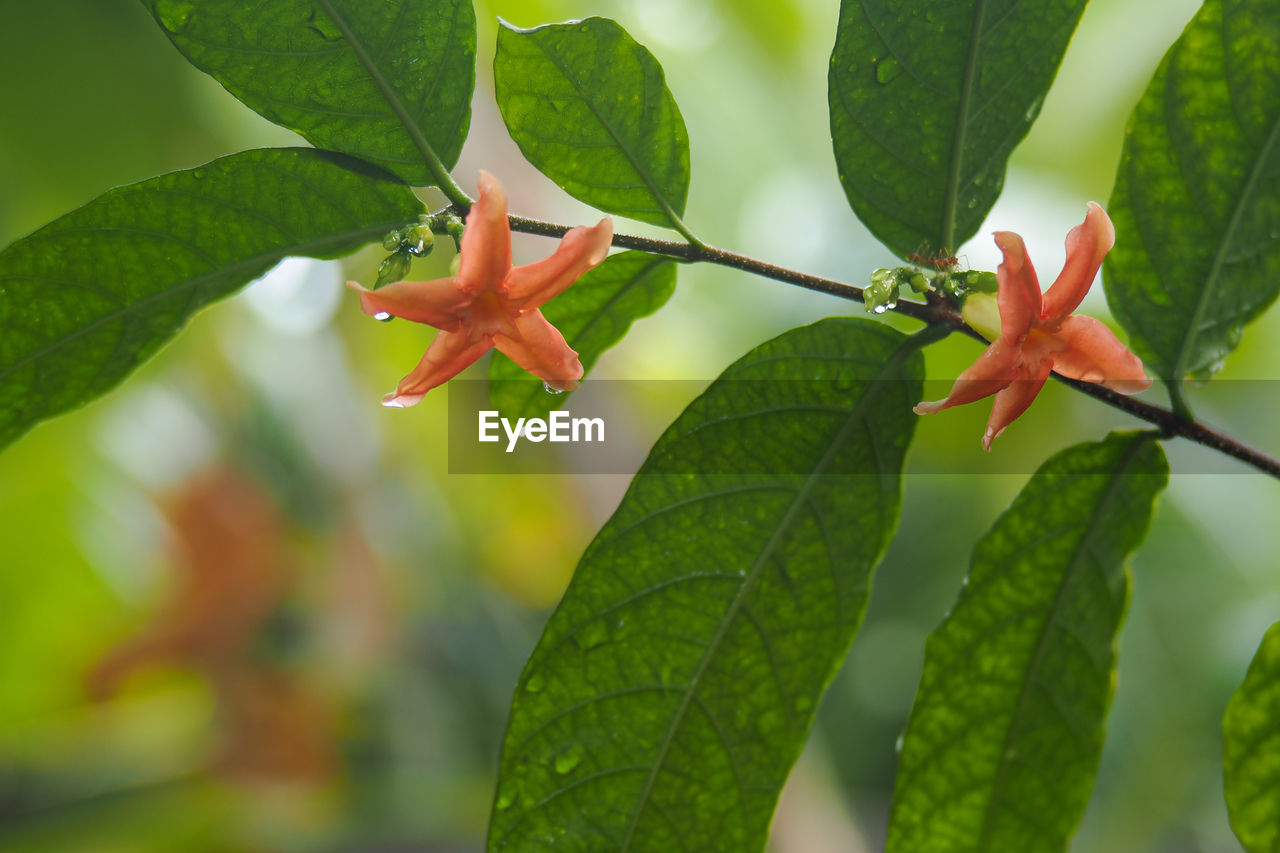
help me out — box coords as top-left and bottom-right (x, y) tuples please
(554, 745), (585, 775)
(154, 0), (196, 33)
(575, 620), (608, 650)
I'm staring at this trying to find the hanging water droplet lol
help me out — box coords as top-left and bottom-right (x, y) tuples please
(543, 381), (566, 395)
(373, 311), (393, 322)
(872, 303), (889, 315)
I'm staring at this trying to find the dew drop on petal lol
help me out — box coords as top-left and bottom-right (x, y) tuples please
(543, 381), (566, 395)
(373, 311), (393, 322)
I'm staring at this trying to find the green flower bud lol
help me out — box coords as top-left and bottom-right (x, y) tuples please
(382, 230), (402, 251)
(908, 273), (930, 293)
(961, 291), (1001, 340)
(374, 249), (412, 289)
(967, 270), (998, 293)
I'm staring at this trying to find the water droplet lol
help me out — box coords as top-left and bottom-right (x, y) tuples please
(525, 673), (544, 693)
(894, 734), (905, 753)
(543, 381), (566, 395)
(554, 745), (585, 775)
(1024, 95), (1046, 123)
(872, 304), (889, 315)
(872, 55), (901, 85)
(373, 311), (393, 322)
(308, 11), (343, 40)
(155, 0), (196, 33)
(575, 620), (608, 650)
(756, 711), (782, 736)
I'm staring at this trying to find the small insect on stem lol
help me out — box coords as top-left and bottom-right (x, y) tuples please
(907, 251), (960, 271)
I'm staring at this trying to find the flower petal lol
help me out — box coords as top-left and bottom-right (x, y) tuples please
(1041, 201), (1115, 327)
(502, 218), (614, 309)
(982, 358), (1052, 451)
(457, 170), (513, 294)
(383, 330), (493, 408)
(914, 339), (1021, 415)
(493, 309), (584, 391)
(993, 230), (1041, 344)
(346, 278), (467, 330)
(1051, 314), (1151, 393)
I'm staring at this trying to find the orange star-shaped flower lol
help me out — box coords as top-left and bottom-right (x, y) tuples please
(914, 202), (1150, 450)
(350, 171), (613, 407)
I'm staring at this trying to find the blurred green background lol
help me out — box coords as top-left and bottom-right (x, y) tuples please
(2, 0), (1279, 850)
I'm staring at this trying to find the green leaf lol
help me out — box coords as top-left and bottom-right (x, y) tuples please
(886, 432), (1169, 853)
(143, 0), (475, 186)
(1224, 621), (1280, 852)
(1104, 0), (1280, 384)
(488, 250), (677, 420)
(488, 318), (926, 852)
(0, 148), (423, 450)
(828, 0), (1087, 258)
(494, 18), (693, 234)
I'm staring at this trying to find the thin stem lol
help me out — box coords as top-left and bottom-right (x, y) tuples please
(504, 212), (1280, 481)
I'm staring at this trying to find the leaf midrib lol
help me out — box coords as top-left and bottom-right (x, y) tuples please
(940, 0), (989, 252)
(974, 436), (1152, 850)
(616, 337), (917, 851)
(527, 26), (687, 231)
(1169, 92), (1280, 381)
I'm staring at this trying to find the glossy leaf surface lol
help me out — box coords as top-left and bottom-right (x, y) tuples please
(1224, 621), (1280, 852)
(887, 432), (1168, 853)
(495, 18), (691, 230)
(828, 0), (1087, 257)
(489, 318), (925, 852)
(1104, 0), (1280, 382)
(488, 250), (676, 420)
(0, 148), (423, 449)
(143, 0), (475, 185)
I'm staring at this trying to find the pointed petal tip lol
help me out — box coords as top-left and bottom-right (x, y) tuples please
(913, 400), (944, 415)
(381, 392), (424, 409)
(981, 427), (996, 452)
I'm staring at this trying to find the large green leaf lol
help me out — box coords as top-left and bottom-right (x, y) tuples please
(1224, 621), (1280, 852)
(0, 148), (423, 450)
(142, 0), (475, 186)
(494, 18), (692, 233)
(1104, 0), (1280, 384)
(887, 432), (1168, 853)
(488, 250), (677, 420)
(488, 318), (927, 852)
(828, 0), (1087, 258)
